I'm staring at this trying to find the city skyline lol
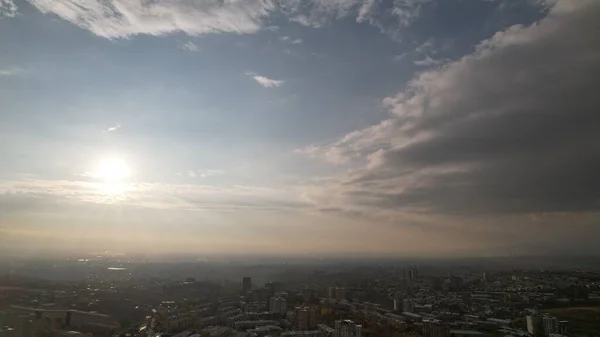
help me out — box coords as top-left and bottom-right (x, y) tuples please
(1, 0), (599, 257)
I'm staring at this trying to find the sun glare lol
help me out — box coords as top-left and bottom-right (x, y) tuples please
(88, 157), (133, 197)
(93, 157), (131, 181)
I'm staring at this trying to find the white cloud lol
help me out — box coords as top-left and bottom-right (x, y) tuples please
(391, 0), (433, 28)
(106, 123), (121, 132)
(27, 0), (278, 39)
(181, 41), (199, 51)
(0, 0), (17, 17)
(393, 52), (408, 62)
(246, 72), (285, 88)
(0, 178), (307, 212)
(301, 0), (600, 219)
(290, 14), (324, 28)
(357, 0), (377, 22)
(413, 55), (442, 66)
(280, 36), (302, 44)
(0, 66), (24, 76)
(187, 170), (224, 178)
(25, 0), (429, 39)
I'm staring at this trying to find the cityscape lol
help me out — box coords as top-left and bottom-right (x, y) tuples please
(0, 256), (599, 337)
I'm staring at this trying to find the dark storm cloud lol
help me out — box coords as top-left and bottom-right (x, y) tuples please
(317, 0), (600, 215)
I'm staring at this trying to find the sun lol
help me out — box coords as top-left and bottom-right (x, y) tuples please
(94, 157), (131, 181)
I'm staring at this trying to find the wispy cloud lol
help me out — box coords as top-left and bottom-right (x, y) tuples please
(393, 52), (408, 62)
(280, 36), (303, 44)
(392, 0), (434, 28)
(27, 0), (277, 39)
(106, 123), (121, 132)
(290, 14), (324, 28)
(357, 0), (377, 22)
(0, 0), (17, 17)
(413, 55), (442, 66)
(187, 170), (224, 178)
(0, 178), (307, 212)
(25, 0), (431, 40)
(0, 66), (24, 76)
(246, 72), (285, 88)
(181, 41), (199, 52)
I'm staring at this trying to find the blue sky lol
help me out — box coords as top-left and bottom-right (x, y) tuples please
(1, 0), (599, 257)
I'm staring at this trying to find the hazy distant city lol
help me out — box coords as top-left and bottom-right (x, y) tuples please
(1, 254), (599, 337)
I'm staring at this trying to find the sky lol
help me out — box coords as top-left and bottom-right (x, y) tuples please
(1, 0), (599, 258)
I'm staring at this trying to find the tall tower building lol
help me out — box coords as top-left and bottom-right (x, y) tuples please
(242, 277), (252, 292)
(335, 320), (362, 337)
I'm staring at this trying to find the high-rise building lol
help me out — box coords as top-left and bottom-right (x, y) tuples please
(402, 299), (414, 313)
(303, 288), (314, 303)
(557, 321), (569, 335)
(327, 287), (336, 299)
(542, 315), (559, 337)
(393, 298), (403, 311)
(294, 306), (317, 330)
(335, 320), (362, 337)
(295, 307), (309, 330)
(422, 319), (448, 337)
(527, 312), (543, 337)
(308, 308), (317, 329)
(242, 277), (252, 292)
(270, 297), (287, 316)
(335, 288), (345, 301)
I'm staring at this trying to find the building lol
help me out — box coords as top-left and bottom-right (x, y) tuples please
(542, 315), (558, 337)
(450, 330), (484, 337)
(293, 306), (317, 330)
(557, 321), (569, 335)
(202, 326), (235, 337)
(318, 324), (335, 337)
(234, 320), (277, 330)
(281, 330), (323, 337)
(402, 299), (414, 313)
(335, 288), (345, 301)
(393, 298), (403, 311)
(242, 277), (252, 292)
(269, 297), (287, 316)
(423, 319), (449, 337)
(334, 320), (362, 337)
(294, 307), (309, 330)
(526, 313), (543, 337)
(450, 275), (463, 291)
(265, 281), (283, 296)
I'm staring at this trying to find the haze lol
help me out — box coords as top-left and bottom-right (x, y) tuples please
(1, 0), (599, 257)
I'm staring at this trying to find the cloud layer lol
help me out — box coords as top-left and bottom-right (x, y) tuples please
(28, 0), (278, 39)
(0, 0), (17, 17)
(25, 0), (431, 39)
(303, 0), (600, 216)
